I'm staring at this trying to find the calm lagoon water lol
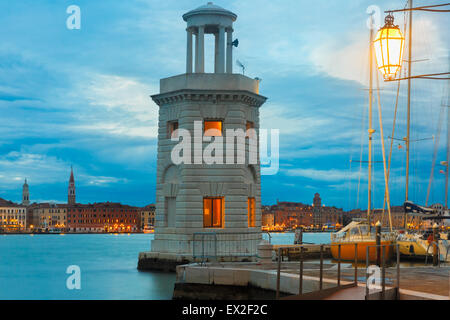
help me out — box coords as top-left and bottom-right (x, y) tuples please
(0, 232), (329, 300)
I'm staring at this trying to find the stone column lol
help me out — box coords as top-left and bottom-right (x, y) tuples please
(217, 26), (225, 73)
(214, 32), (219, 73)
(186, 29), (193, 73)
(195, 25), (205, 73)
(226, 28), (233, 73)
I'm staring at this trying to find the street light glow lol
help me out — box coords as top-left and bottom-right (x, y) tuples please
(373, 13), (405, 80)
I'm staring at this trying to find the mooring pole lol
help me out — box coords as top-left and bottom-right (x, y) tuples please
(319, 245), (323, 291)
(354, 243), (358, 284)
(432, 223), (439, 266)
(276, 248), (281, 299)
(376, 221), (381, 267)
(299, 246), (303, 295)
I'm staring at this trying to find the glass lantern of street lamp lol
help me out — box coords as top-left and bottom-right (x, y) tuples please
(373, 13), (405, 80)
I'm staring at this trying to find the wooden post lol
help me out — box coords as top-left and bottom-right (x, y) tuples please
(337, 244), (341, 287)
(381, 246), (386, 300)
(299, 246), (303, 295)
(294, 228), (303, 245)
(433, 223), (439, 266)
(365, 246), (369, 299)
(376, 221), (381, 267)
(319, 245), (323, 291)
(276, 248), (281, 299)
(396, 244), (400, 296)
(354, 243), (358, 284)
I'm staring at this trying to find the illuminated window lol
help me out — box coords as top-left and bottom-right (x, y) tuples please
(167, 121), (179, 138)
(246, 121), (255, 138)
(248, 197), (256, 227)
(204, 120), (222, 137)
(203, 197), (223, 228)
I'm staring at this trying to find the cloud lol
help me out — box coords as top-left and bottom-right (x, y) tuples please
(283, 167), (359, 182)
(0, 151), (128, 190)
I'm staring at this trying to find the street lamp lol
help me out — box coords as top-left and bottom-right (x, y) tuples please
(373, 13), (405, 80)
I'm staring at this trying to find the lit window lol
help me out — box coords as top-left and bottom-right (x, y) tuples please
(204, 120), (222, 137)
(246, 121), (255, 138)
(248, 197), (256, 227)
(167, 121), (179, 138)
(203, 197), (223, 228)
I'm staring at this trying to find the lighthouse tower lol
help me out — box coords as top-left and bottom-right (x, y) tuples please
(149, 2), (267, 264)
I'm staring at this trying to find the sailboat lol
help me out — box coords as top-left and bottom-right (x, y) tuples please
(331, 14), (396, 262)
(398, 201), (450, 261)
(398, 102), (450, 262)
(379, 0), (450, 262)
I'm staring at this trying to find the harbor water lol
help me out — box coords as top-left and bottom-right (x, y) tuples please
(0, 232), (333, 299)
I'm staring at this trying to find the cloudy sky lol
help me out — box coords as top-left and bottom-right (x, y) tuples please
(0, 0), (448, 210)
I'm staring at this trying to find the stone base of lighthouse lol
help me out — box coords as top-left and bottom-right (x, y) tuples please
(138, 230), (262, 272)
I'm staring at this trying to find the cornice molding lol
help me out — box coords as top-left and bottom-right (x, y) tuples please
(151, 89), (267, 108)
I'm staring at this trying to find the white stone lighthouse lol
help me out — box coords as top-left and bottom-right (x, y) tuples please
(148, 2), (266, 265)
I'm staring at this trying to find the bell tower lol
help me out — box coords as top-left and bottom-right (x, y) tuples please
(147, 2), (267, 265)
(22, 179), (30, 206)
(68, 166), (76, 205)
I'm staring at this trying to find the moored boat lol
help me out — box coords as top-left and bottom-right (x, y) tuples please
(142, 226), (154, 234)
(331, 221), (396, 262)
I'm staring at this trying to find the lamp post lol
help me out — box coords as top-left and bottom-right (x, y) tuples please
(373, 13), (405, 81)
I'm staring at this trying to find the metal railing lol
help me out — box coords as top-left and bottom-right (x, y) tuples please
(192, 232), (258, 264)
(276, 243), (359, 300)
(193, 232), (217, 264)
(365, 244), (400, 300)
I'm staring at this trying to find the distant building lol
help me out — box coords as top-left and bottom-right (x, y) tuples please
(67, 202), (140, 233)
(313, 193), (321, 207)
(32, 203), (68, 231)
(265, 201), (314, 228)
(140, 204), (155, 229)
(68, 167), (76, 205)
(312, 193), (343, 228)
(343, 206), (407, 229)
(22, 179), (30, 206)
(262, 194), (343, 229)
(261, 205), (274, 227)
(0, 198), (27, 232)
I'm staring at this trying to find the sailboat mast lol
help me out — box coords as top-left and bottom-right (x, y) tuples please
(367, 18), (374, 226)
(405, 0), (413, 228)
(446, 97), (449, 209)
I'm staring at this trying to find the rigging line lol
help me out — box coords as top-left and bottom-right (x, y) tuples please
(375, 62), (393, 231)
(386, 2), (450, 12)
(426, 98), (445, 206)
(382, 76), (401, 215)
(356, 103), (366, 209)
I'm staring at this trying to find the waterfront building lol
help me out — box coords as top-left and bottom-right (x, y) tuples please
(343, 206), (407, 229)
(262, 195), (343, 230)
(67, 202), (140, 233)
(271, 201), (314, 228)
(148, 2), (266, 262)
(22, 179), (30, 206)
(32, 203), (68, 231)
(261, 206), (274, 227)
(0, 198), (27, 232)
(140, 204), (155, 229)
(68, 166), (76, 205)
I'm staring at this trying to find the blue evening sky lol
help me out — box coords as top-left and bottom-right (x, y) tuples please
(0, 0), (448, 210)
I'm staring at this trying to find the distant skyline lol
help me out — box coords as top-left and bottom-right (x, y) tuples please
(0, 0), (448, 210)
